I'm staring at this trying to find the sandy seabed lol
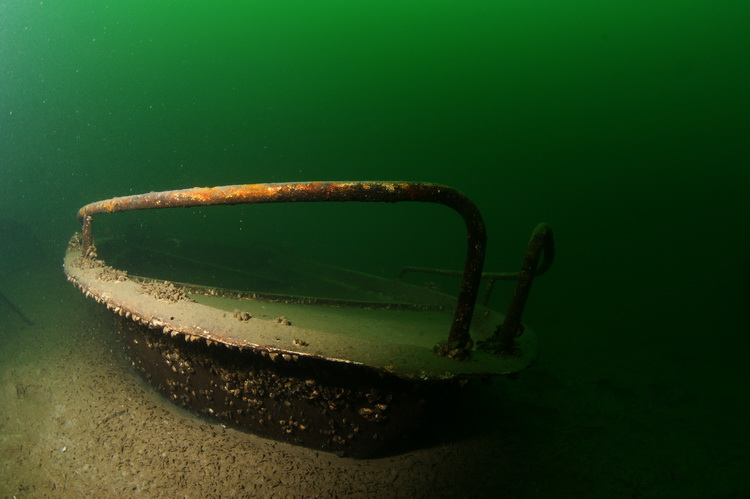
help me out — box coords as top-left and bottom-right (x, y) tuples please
(1, 264), (747, 498)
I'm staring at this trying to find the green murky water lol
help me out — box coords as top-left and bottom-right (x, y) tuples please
(2, 1), (749, 496)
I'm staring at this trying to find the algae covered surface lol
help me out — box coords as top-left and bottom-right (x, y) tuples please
(2, 0), (749, 497)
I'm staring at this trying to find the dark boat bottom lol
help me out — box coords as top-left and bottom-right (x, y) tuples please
(113, 316), (467, 458)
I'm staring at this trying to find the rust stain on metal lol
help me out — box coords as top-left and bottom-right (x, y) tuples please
(76, 181), (486, 359)
(498, 223), (554, 344)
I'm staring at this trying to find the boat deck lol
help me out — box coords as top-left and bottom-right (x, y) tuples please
(63, 245), (536, 380)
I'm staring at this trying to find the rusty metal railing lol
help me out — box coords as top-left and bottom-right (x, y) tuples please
(398, 268), (532, 307)
(77, 181), (486, 359)
(399, 223), (555, 307)
(497, 223), (554, 344)
(399, 223), (554, 354)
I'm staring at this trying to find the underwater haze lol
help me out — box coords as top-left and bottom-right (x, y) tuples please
(2, 0), (749, 497)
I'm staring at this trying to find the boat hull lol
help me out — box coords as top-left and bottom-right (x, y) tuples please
(114, 314), (453, 457)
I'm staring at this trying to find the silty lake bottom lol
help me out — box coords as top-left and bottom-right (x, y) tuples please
(0, 197), (748, 497)
(2, 0), (749, 496)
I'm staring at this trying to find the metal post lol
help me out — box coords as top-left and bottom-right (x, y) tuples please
(497, 223), (554, 348)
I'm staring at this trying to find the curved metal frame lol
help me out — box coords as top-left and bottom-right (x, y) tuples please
(396, 223), (555, 348)
(499, 223), (554, 342)
(77, 181), (486, 358)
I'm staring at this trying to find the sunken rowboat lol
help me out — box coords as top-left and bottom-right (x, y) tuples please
(63, 181), (554, 457)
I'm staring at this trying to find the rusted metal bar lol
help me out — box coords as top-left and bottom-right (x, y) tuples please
(398, 266), (519, 281)
(497, 223), (555, 347)
(77, 181), (486, 359)
(81, 215), (94, 257)
(0, 289), (33, 326)
(398, 267), (517, 307)
(398, 235), (555, 307)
